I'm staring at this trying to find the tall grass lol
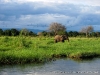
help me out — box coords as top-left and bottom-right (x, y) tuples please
(0, 36), (100, 65)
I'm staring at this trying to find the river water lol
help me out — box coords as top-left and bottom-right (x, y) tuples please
(0, 58), (100, 75)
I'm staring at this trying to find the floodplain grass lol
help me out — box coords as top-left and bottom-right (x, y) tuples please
(0, 36), (100, 65)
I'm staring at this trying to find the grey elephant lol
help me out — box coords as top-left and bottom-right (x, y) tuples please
(54, 35), (69, 43)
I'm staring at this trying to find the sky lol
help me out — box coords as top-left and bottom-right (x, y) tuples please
(0, 0), (100, 31)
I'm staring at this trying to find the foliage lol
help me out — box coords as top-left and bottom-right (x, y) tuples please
(10, 28), (19, 36)
(0, 29), (3, 36)
(1, 28), (19, 36)
(29, 31), (37, 36)
(80, 25), (94, 37)
(37, 32), (43, 36)
(20, 28), (29, 36)
(4, 29), (11, 36)
(0, 37), (100, 65)
(48, 22), (66, 35)
(0, 27), (100, 37)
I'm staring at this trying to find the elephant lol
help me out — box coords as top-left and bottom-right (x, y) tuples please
(54, 35), (69, 43)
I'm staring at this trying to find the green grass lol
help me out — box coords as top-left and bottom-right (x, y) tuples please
(0, 36), (100, 65)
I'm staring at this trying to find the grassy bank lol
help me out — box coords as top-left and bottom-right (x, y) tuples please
(0, 36), (100, 65)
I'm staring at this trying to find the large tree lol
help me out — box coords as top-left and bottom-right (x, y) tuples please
(48, 22), (66, 35)
(80, 25), (94, 37)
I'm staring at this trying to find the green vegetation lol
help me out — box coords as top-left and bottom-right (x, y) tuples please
(0, 36), (100, 65)
(1, 28), (100, 37)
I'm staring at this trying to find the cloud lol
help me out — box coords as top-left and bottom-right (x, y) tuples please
(0, 0), (100, 31)
(1, 0), (100, 6)
(0, 2), (81, 17)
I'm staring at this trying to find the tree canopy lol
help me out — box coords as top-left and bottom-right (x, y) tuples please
(48, 22), (66, 35)
(80, 25), (94, 37)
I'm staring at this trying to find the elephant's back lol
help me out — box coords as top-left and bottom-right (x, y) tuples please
(54, 35), (61, 39)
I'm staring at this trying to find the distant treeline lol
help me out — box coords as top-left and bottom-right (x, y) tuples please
(0, 28), (37, 36)
(0, 28), (100, 37)
(39, 31), (100, 37)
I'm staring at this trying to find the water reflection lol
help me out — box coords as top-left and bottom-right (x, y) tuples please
(0, 58), (100, 75)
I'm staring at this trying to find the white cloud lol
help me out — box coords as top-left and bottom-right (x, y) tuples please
(95, 11), (100, 14)
(1, 0), (100, 6)
(0, 0), (100, 31)
(15, 0), (100, 6)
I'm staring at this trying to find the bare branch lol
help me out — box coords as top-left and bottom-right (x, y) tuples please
(80, 25), (94, 37)
(48, 22), (66, 35)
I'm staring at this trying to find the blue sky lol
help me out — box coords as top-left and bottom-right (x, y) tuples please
(0, 0), (100, 31)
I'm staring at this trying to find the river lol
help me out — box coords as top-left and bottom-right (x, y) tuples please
(0, 58), (100, 75)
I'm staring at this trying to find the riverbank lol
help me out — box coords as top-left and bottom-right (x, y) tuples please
(0, 36), (100, 65)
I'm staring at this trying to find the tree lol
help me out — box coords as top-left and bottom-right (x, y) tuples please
(29, 31), (37, 36)
(96, 32), (100, 37)
(20, 28), (29, 36)
(73, 31), (79, 37)
(4, 29), (11, 36)
(48, 22), (66, 35)
(37, 32), (42, 36)
(0, 28), (3, 36)
(68, 31), (73, 37)
(91, 32), (97, 37)
(80, 25), (94, 37)
(41, 31), (48, 36)
(11, 28), (19, 36)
